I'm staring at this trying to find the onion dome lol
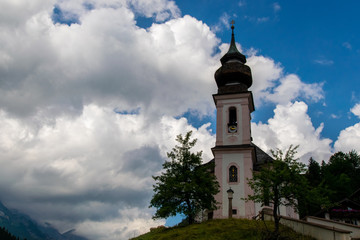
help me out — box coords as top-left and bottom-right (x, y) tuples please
(215, 24), (253, 94)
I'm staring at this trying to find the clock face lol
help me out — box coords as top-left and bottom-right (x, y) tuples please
(228, 125), (237, 133)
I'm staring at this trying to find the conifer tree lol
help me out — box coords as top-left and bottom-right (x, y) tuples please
(321, 150), (360, 203)
(306, 157), (322, 186)
(0, 226), (21, 240)
(298, 157), (332, 217)
(149, 131), (219, 224)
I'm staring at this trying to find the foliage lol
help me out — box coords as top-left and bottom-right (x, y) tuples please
(301, 150), (360, 216)
(131, 218), (315, 240)
(306, 157), (321, 186)
(149, 131), (219, 224)
(321, 151), (360, 203)
(245, 145), (308, 236)
(297, 158), (332, 218)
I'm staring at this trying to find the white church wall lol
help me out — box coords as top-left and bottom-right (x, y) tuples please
(221, 100), (243, 146)
(221, 153), (245, 217)
(213, 150), (256, 219)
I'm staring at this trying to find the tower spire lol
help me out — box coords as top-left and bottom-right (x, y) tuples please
(220, 21), (246, 65)
(228, 21), (240, 55)
(214, 22), (253, 94)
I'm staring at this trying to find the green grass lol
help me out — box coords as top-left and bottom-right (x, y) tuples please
(131, 218), (315, 240)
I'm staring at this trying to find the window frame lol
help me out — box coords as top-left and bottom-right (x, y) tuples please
(228, 106), (237, 133)
(229, 165), (238, 183)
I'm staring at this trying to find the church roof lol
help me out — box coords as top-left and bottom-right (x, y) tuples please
(253, 143), (273, 171)
(209, 143), (273, 171)
(214, 23), (253, 94)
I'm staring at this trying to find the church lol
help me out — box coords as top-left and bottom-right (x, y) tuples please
(208, 25), (298, 220)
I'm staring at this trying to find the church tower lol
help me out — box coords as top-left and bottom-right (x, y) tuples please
(212, 24), (257, 219)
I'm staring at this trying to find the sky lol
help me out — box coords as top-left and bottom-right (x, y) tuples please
(0, 0), (360, 239)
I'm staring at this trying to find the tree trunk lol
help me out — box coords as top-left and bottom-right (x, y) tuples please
(186, 199), (194, 224)
(188, 215), (194, 224)
(273, 187), (280, 238)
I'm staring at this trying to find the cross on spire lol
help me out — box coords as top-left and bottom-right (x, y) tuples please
(230, 20), (235, 36)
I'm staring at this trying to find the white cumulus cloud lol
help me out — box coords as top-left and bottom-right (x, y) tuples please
(0, 1), (217, 239)
(265, 74), (324, 104)
(334, 103), (360, 153)
(247, 55), (324, 106)
(252, 101), (333, 163)
(334, 123), (360, 153)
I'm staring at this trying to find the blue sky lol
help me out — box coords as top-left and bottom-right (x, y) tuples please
(0, 0), (360, 239)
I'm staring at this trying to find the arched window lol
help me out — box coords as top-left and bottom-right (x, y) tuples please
(229, 107), (237, 124)
(228, 107), (237, 133)
(229, 165), (238, 182)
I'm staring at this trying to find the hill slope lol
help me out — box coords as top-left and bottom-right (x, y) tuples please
(132, 218), (315, 240)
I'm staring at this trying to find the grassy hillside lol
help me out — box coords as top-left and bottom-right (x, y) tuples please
(132, 219), (315, 240)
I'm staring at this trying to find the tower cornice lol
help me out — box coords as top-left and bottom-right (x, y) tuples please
(212, 91), (255, 113)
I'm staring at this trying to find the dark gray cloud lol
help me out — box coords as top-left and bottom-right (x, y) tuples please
(121, 146), (164, 176)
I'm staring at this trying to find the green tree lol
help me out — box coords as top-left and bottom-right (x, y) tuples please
(321, 150), (360, 203)
(306, 157), (322, 186)
(149, 131), (219, 224)
(245, 145), (307, 237)
(298, 157), (331, 217)
(298, 151), (360, 218)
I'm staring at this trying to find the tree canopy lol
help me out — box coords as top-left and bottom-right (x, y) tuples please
(246, 145), (308, 236)
(149, 131), (219, 224)
(321, 151), (360, 202)
(301, 150), (360, 216)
